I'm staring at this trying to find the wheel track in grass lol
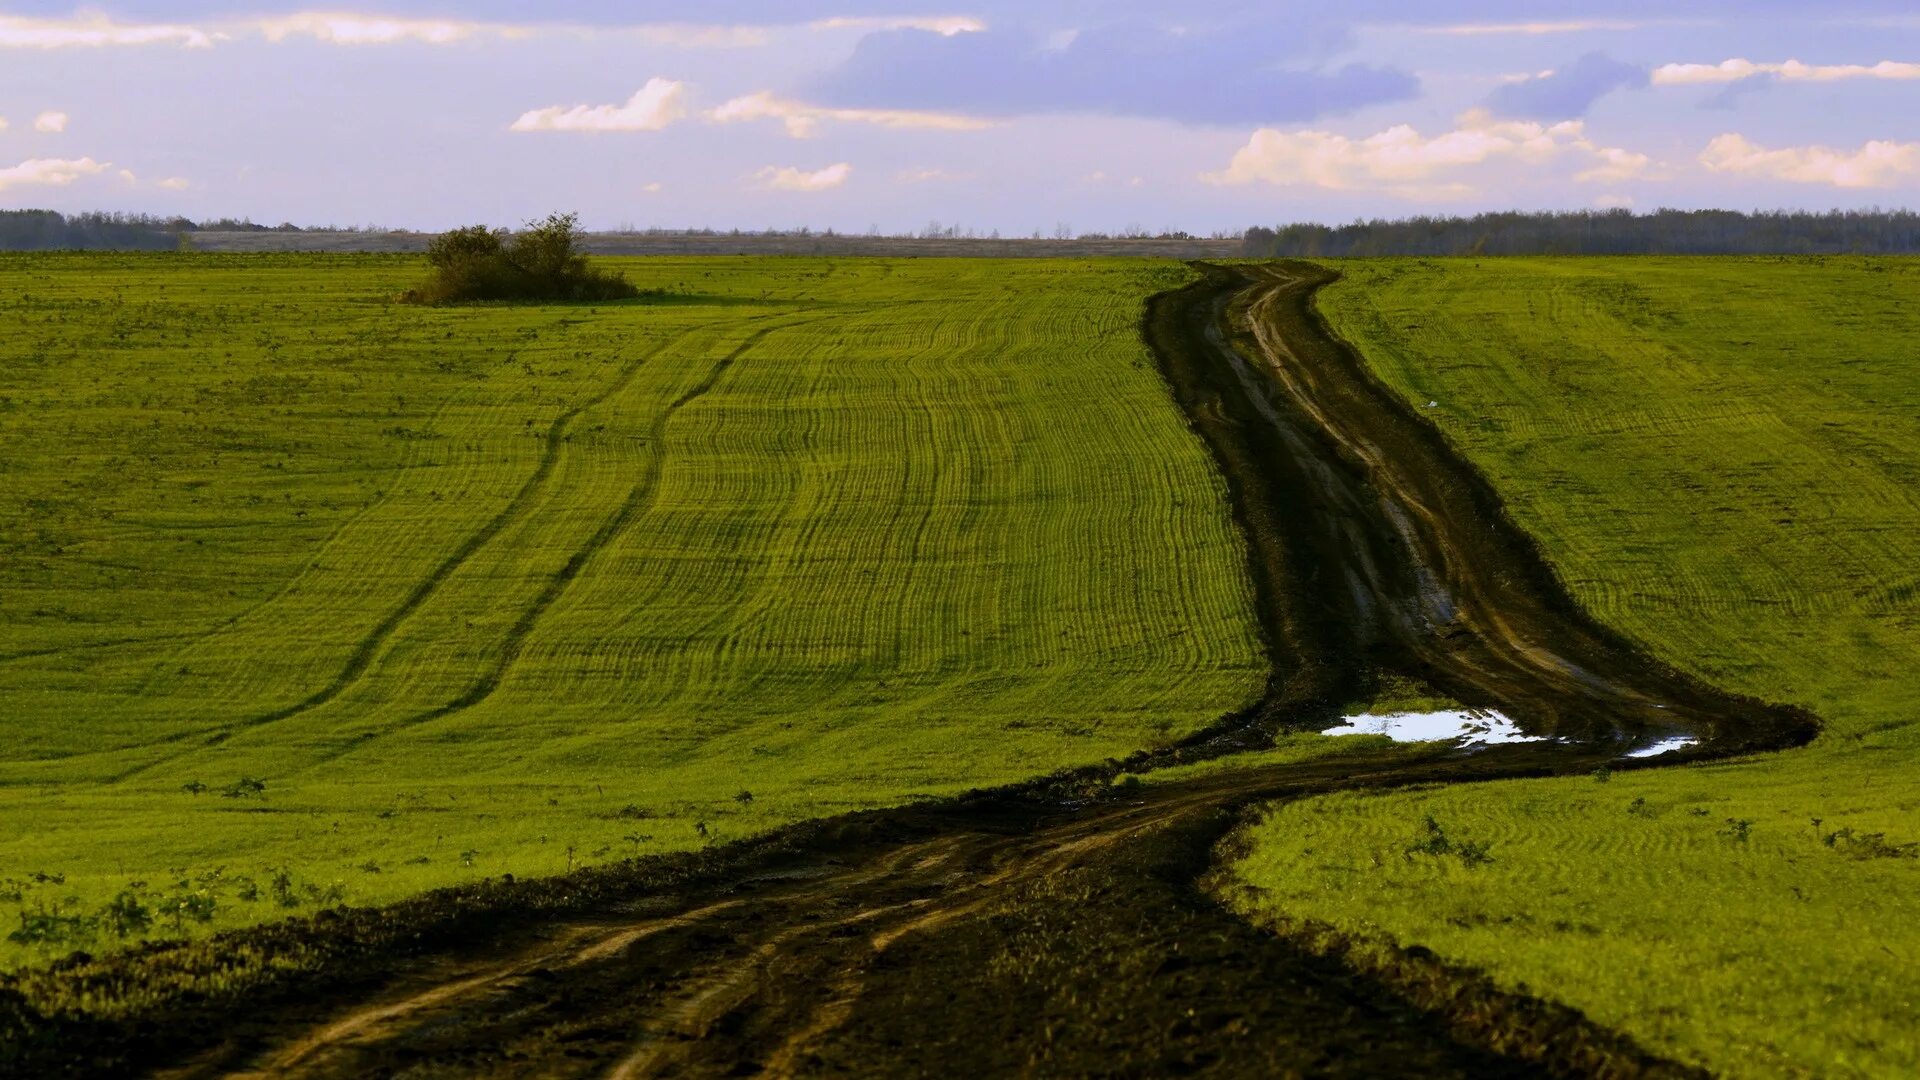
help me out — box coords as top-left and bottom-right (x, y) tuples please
(311, 317), (818, 760)
(15, 263), (1817, 1077)
(106, 318), (750, 782)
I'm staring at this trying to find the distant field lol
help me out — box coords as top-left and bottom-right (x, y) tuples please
(1227, 258), (1920, 1077)
(0, 254), (1265, 966)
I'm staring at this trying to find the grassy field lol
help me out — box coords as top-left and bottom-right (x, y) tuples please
(1225, 257), (1920, 1077)
(0, 253), (1265, 967)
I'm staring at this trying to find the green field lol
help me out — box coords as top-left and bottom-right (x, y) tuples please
(1224, 258), (1920, 1077)
(0, 254), (1265, 965)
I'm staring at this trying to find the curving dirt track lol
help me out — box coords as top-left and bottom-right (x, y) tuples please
(11, 262), (1816, 1078)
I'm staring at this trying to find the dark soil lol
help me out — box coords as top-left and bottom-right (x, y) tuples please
(1, 261), (1811, 1078)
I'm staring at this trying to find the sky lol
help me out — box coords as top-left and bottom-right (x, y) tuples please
(2, 2), (1919, 232)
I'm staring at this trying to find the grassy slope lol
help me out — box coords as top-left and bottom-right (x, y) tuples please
(1225, 257), (1920, 1078)
(0, 253), (1264, 966)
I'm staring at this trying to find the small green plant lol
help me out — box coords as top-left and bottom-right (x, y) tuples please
(1722, 818), (1754, 844)
(1822, 827), (1918, 860)
(102, 890), (154, 938)
(1405, 815), (1493, 867)
(221, 777), (267, 799)
(267, 866), (300, 908)
(155, 888), (218, 933)
(8, 901), (95, 947)
(1591, 764), (1613, 784)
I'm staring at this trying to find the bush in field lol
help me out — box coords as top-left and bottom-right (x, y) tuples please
(404, 212), (641, 304)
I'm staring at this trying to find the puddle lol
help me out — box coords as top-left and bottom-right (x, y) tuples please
(1622, 736), (1699, 759)
(1321, 709), (1547, 747)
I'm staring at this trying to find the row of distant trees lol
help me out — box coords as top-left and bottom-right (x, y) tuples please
(11, 206), (1920, 256)
(1241, 209), (1920, 257)
(0, 210), (377, 250)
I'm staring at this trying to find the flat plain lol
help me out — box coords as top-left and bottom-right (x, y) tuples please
(1226, 257), (1920, 1077)
(0, 253), (1265, 965)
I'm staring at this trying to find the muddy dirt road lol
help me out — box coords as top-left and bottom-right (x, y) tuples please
(15, 263), (1814, 1077)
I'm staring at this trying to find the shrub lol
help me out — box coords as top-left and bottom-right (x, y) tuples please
(403, 212), (641, 304)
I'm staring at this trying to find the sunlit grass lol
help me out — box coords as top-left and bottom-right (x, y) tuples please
(1226, 256), (1920, 1078)
(0, 253), (1266, 967)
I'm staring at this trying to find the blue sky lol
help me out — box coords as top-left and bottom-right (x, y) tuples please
(2, 2), (1918, 231)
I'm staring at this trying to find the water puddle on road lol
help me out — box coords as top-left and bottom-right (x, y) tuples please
(1321, 709), (1546, 748)
(1322, 710), (1703, 758)
(1622, 736), (1699, 758)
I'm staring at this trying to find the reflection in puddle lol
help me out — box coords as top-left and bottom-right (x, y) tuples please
(1623, 736), (1699, 758)
(1321, 709), (1546, 747)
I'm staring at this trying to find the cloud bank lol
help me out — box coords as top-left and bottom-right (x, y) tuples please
(0, 13), (213, 48)
(0, 11), (772, 49)
(1700, 134), (1920, 187)
(0, 157), (110, 192)
(1654, 59), (1920, 85)
(708, 93), (992, 137)
(1205, 111), (1653, 196)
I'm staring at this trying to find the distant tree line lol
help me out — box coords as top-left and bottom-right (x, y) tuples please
(0, 210), (187, 250)
(1242, 209), (1920, 257)
(0, 210), (389, 250)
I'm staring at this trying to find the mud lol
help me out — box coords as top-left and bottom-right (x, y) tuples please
(1, 262), (1814, 1078)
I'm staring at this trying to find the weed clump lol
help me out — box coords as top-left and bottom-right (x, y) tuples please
(402, 212), (642, 305)
(1405, 815), (1494, 867)
(1822, 827), (1917, 860)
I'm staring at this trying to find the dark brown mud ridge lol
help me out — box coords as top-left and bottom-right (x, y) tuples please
(2, 262), (1815, 1078)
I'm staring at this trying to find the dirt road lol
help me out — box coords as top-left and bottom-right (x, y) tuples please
(12, 263), (1813, 1077)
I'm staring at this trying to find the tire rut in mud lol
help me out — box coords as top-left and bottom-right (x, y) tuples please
(10, 262), (1814, 1078)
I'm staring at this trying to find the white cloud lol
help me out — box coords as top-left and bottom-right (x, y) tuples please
(1408, 20), (1650, 35)
(0, 12), (768, 50)
(810, 16), (986, 36)
(0, 117), (8, 132)
(1204, 111), (1654, 195)
(1699, 133), (1920, 187)
(511, 79), (688, 133)
(1653, 58), (1920, 85)
(0, 156), (110, 192)
(158, 177), (192, 190)
(0, 13), (213, 48)
(1576, 145), (1653, 183)
(252, 13), (522, 45)
(708, 92), (992, 137)
(642, 181), (664, 193)
(1594, 193), (1636, 209)
(754, 163), (852, 192)
(34, 111), (69, 133)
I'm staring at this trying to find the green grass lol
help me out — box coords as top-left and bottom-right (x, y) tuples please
(0, 253), (1265, 967)
(1225, 257), (1920, 1078)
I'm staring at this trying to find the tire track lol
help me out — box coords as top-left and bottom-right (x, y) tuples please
(317, 318), (810, 755)
(107, 323), (716, 782)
